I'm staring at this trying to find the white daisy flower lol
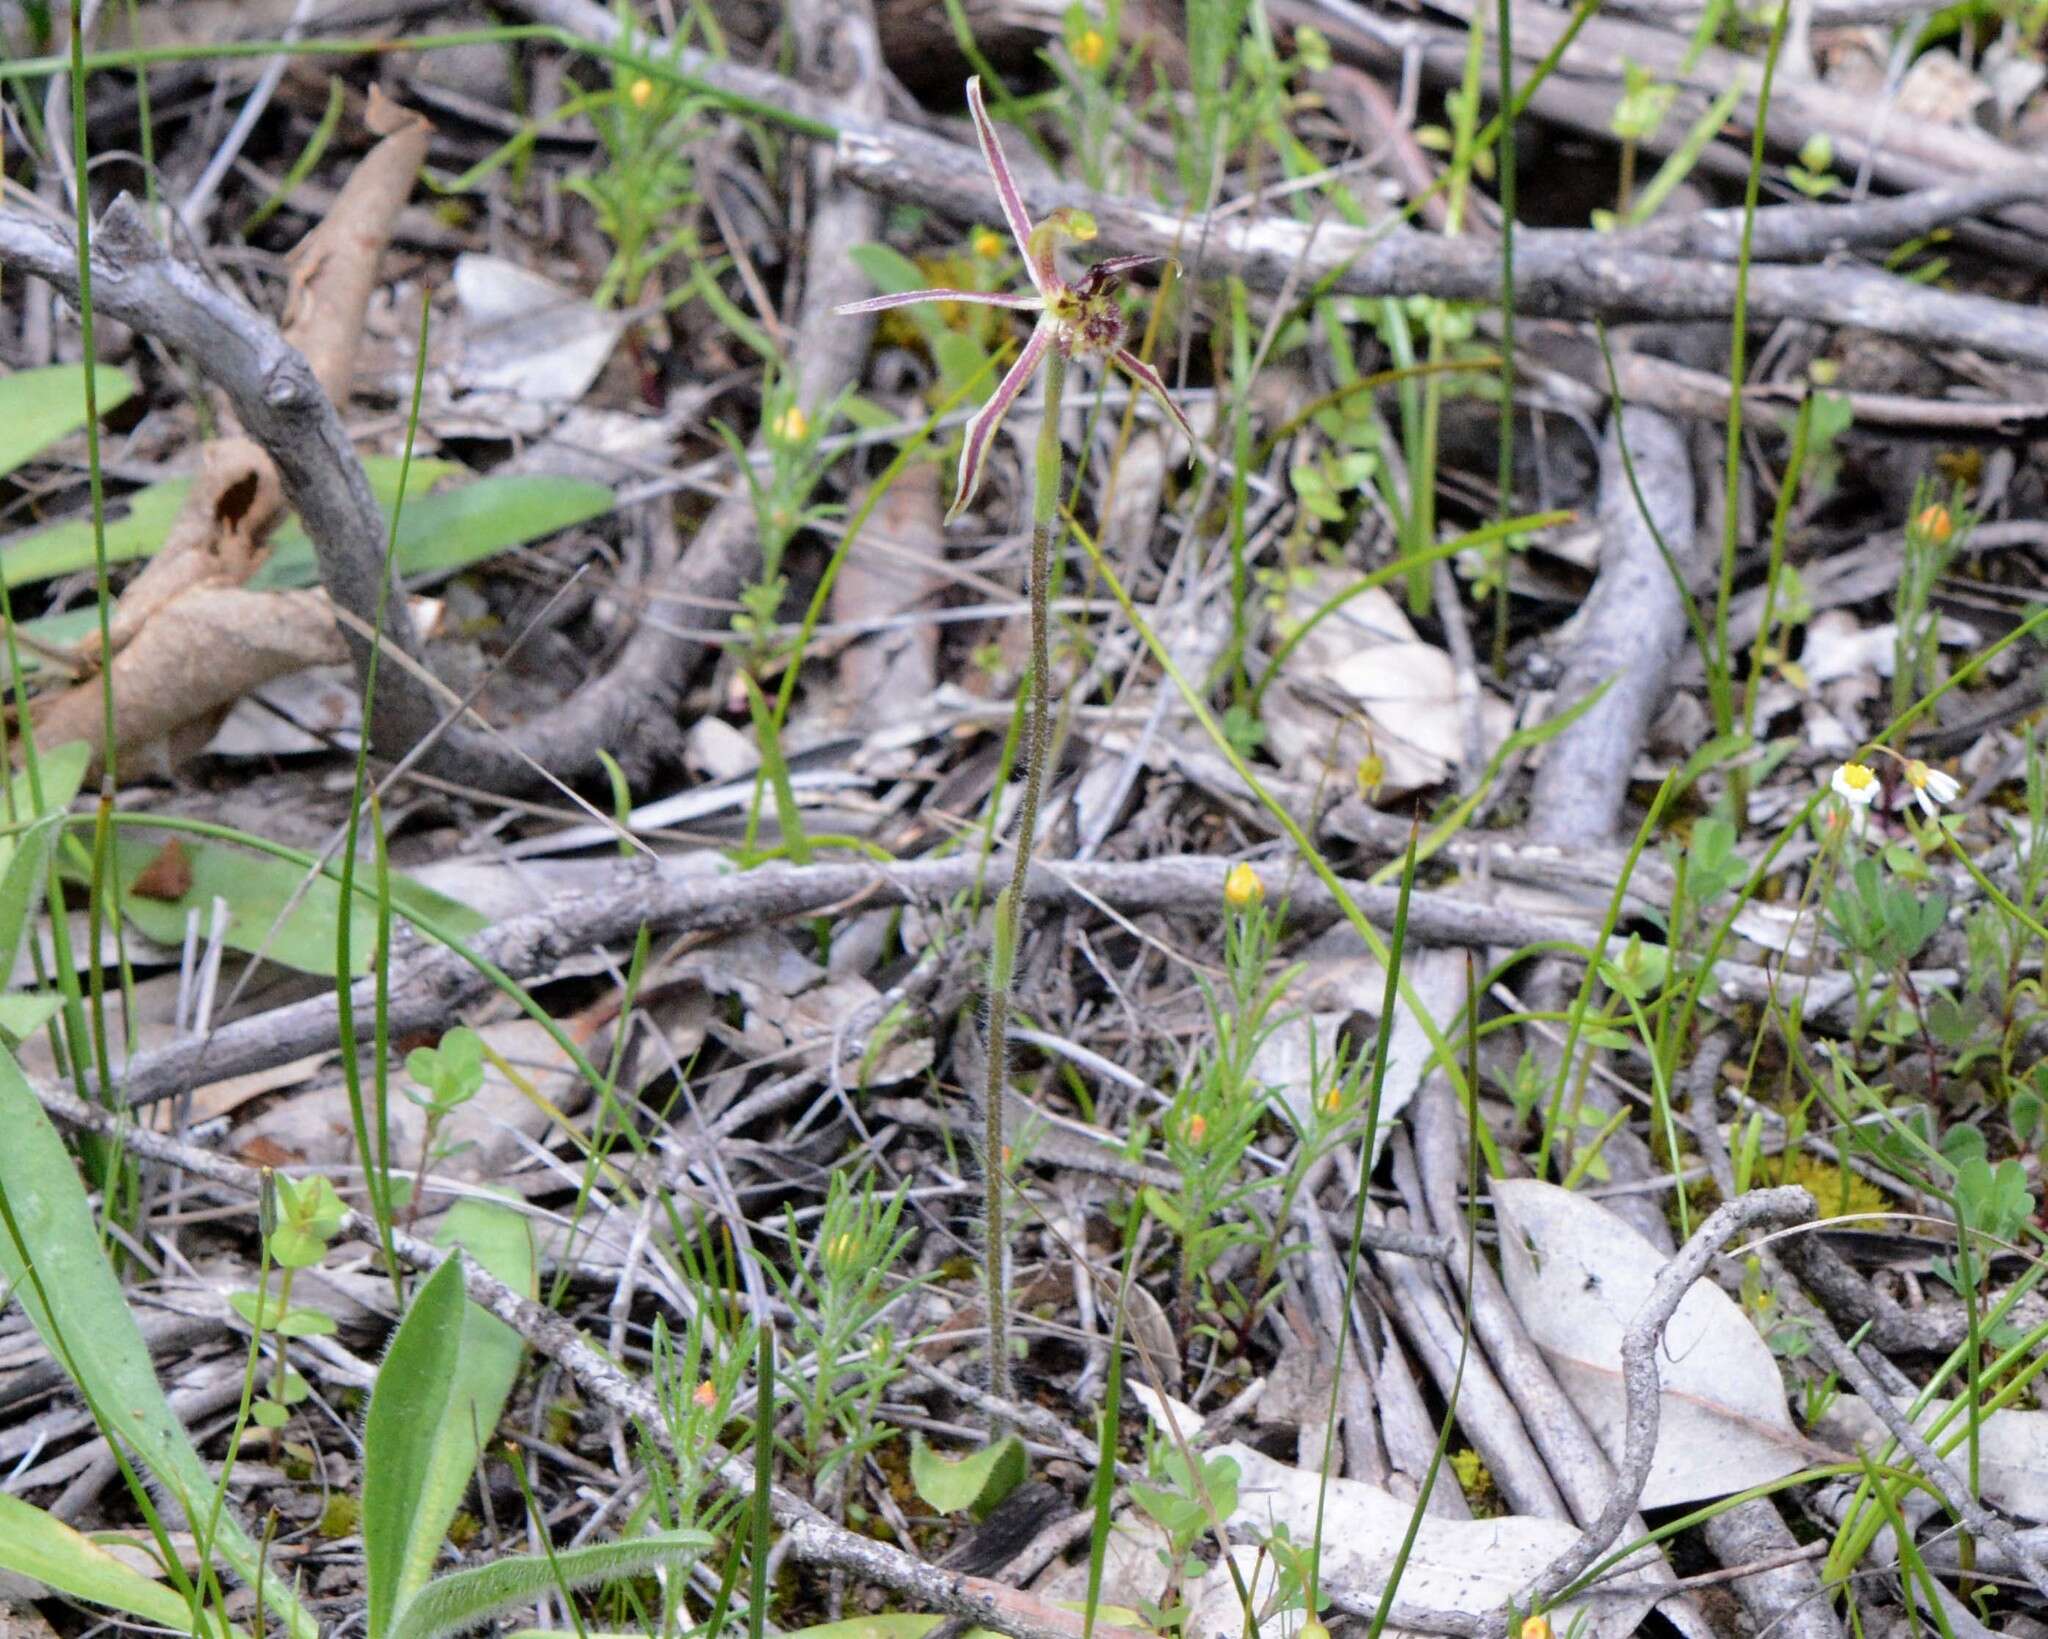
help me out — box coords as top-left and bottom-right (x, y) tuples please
(1830, 762), (1879, 807)
(1902, 759), (1959, 816)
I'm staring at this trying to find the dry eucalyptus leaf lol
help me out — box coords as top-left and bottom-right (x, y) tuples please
(1262, 579), (1510, 798)
(832, 461), (943, 725)
(1492, 1178), (1823, 1507)
(1815, 1395), (2048, 1522)
(1205, 1442), (1655, 1639)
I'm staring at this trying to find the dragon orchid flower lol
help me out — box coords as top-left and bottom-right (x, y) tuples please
(834, 76), (1195, 521)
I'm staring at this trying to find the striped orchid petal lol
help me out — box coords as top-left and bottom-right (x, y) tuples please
(1113, 348), (1197, 446)
(965, 77), (1044, 295)
(834, 287), (1045, 316)
(948, 322), (1054, 521)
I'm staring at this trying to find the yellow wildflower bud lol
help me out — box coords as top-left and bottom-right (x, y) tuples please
(1521, 1616), (1553, 1639)
(826, 1231), (859, 1269)
(1914, 502), (1952, 545)
(1073, 27), (1108, 68)
(771, 404), (808, 444)
(629, 77), (655, 109)
(1299, 1624), (1331, 1639)
(1322, 1087), (1343, 1115)
(1185, 1113), (1208, 1145)
(972, 227), (1006, 261)
(1356, 752), (1385, 800)
(692, 1379), (718, 1409)
(1224, 862), (1264, 911)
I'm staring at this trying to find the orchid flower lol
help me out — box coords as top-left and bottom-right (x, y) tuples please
(834, 76), (1196, 521)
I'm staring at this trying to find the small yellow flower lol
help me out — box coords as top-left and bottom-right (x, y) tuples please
(826, 1231), (859, 1269)
(692, 1379), (718, 1409)
(770, 404), (808, 444)
(1914, 503), (1953, 546)
(1830, 762), (1879, 807)
(1073, 27), (1108, 69)
(971, 227), (1007, 261)
(1185, 1113), (1209, 1146)
(1356, 752), (1385, 801)
(1224, 861), (1264, 911)
(1902, 759), (1959, 816)
(1298, 1623), (1331, 1639)
(629, 77), (655, 109)
(1322, 1087), (1343, 1115)
(1521, 1617), (1553, 1639)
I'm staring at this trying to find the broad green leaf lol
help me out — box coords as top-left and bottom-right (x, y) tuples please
(389, 1531), (712, 1639)
(251, 474), (614, 590)
(0, 993), (60, 1038)
(75, 831), (484, 978)
(0, 364), (134, 481)
(365, 1258), (467, 1639)
(909, 1433), (1027, 1519)
(364, 1200), (532, 1639)
(0, 1493), (197, 1630)
(0, 1048), (320, 1639)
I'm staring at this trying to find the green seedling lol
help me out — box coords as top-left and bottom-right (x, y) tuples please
(404, 1025), (485, 1220)
(233, 1172), (346, 1431)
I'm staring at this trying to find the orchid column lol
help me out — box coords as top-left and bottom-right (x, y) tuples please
(838, 79), (1193, 1404)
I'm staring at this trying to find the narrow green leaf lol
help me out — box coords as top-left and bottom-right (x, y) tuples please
(388, 1531), (712, 1639)
(908, 1433), (1027, 1519)
(0, 1048), (319, 1639)
(0, 457), (460, 591)
(0, 741), (92, 984)
(251, 474), (614, 590)
(0, 363), (134, 480)
(77, 831), (483, 977)
(0, 1493), (197, 1630)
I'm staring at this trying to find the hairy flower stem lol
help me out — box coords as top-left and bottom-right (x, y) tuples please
(981, 349), (1068, 1411)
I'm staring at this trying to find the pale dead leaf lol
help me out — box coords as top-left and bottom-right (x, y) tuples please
(434, 254), (627, 435)
(1492, 1178), (1823, 1507)
(1815, 1394), (2048, 1522)
(1202, 1442), (1656, 1639)
(1263, 580), (1510, 797)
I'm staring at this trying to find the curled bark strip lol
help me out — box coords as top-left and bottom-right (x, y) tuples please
(1504, 1187), (1818, 1632)
(32, 587), (346, 777)
(75, 435), (282, 666)
(280, 83), (432, 405)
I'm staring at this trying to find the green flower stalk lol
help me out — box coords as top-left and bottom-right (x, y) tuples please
(837, 78), (1194, 1406)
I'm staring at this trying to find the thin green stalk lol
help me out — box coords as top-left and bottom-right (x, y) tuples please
(982, 348), (1069, 1408)
(1712, 0), (1792, 749)
(1493, 0), (1519, 672)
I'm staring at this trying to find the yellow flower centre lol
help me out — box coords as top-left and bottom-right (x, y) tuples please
(971, 227), (1006, 261)
(629, 77), (655, 109)
(1837, 762), (1876, 794)
(1904, 760), (1932, 789)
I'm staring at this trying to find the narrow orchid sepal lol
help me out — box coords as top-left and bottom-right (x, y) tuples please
(1080, 254), (1174, 289)
(948, 322), (1054, 522)
(1113, 349), (1198, 447)
(965, 77), (1044, 295)
(833, 288), (1046, 316)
